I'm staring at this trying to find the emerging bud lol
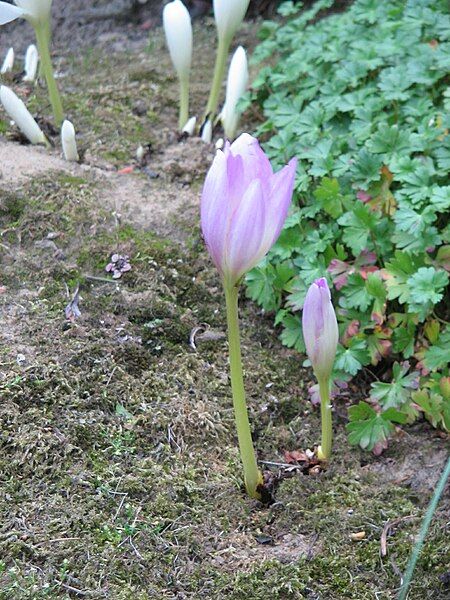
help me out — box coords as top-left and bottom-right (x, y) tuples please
(220, 45), (248, 140)
(302, 278), (339, 382)
(163, 0), (192, 82)
(201, 119), (212, 143)
(61, 119), (79, 161)
(0, 84), (46, 144)
(136, 144), (145, 162)
(182, 115), (196, 136)
(201, 133), (296, 287)
(1, 47), (14, 74)
(213, 0), (250, 42)
(23, 44), (39, 82)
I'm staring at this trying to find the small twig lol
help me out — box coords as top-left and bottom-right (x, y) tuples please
(259, 460), (300, 469)
(55, 580), (89, 596)
(37, 537), (81, 546)
(167, 425), (181, 452)
(112, 494), (127, 522)
(380, 516), (415, 557)
(131, 507), (141, 529)
(84, 275), (119, 285)
(189, 325), (207, 350)
(129, 536), (143, 560)
(105, 365), (118, 388)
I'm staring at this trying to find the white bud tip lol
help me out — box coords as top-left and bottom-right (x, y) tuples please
(61, 119), (79, 162)
(1, 47), (14, 74)
(215, 138), (224, 150)
(136, 145), (145, 161)
(182, 116), (196, 136)
(201, 120), (212, 144)
(23, 44), (39, 82)
(0, 85), (46, 145)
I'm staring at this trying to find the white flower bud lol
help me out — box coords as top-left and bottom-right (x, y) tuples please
(0, 84), (46, 144)
(213, 0), (250, 42)
(201, 120), (212, 143)
(182, 116), (196, 136)
(163, 0), (192, 82)
(220, 46), (248, 140)
(23, 44), (38, 82)
(61, 119), (79, 161)
(1, 47), (14, 74)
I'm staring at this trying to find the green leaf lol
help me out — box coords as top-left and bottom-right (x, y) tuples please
(280, 313), (305, 352)
(392, 322), (416, 358)
(385, 251), (424, 304)
(370, 362), (419, 409)
(347, 402), (405, 451)
(430, 185), (450, 212)
(412, 390), (445, 429)
(377, 66), (412, 101)
(245, 265), (278, 312)
(285, 276), (308, 311)
(340, 273), (372, 311)
(335, 339), (371, 376)
(407, 267), (449, 320)
(368, 123), (412, 156)
(349, 149), (383, 185)
(299, 139), (336, 177)
(313, 177), (343, 218)
(393, 205), (436, 236)
(424, 327), (450, 371)
(115, 403), (134, 420)
(338, 203), (377, 256)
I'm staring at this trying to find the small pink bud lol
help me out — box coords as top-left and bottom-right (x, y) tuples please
(302, 278), (339, 381)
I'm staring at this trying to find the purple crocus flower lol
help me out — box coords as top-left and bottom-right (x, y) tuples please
(201, 133), (297, 287)
(302, 278), (339, 381)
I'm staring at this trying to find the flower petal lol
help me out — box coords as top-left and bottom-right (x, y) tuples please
(225, 178), (266, 281)
(230, 133), (273, 187)
(0, 2), (24, 24)
(302, 278), (339, 380)
(201, 148), (231, 274)
(259, 156), (297, 251)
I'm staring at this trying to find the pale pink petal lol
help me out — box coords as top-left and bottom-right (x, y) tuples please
(225, 179), (266, 282)
(302, 278), (339, 380)
(201, 149), (231, 274)
(230, 133), (273, 185)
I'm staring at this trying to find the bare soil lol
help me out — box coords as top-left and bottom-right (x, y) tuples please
(0, 5), (449, 600)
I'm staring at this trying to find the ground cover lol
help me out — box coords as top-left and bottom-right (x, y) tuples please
(0, 3), (448, 598)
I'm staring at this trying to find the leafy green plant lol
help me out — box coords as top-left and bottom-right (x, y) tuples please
(245, 0), (450, 451)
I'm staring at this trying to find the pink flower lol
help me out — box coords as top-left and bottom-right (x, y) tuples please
(302, 278), (339, 381)
(201, 133), (296, 286)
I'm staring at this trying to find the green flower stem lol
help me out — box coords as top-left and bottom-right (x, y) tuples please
(204, 35), (230, 121)
(178, 75), (190, 131)
(224, 284), (263, 499)
(34, 23), (64, 127)
(398, 455), (450, 600)
(317, 377), (332, 460)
